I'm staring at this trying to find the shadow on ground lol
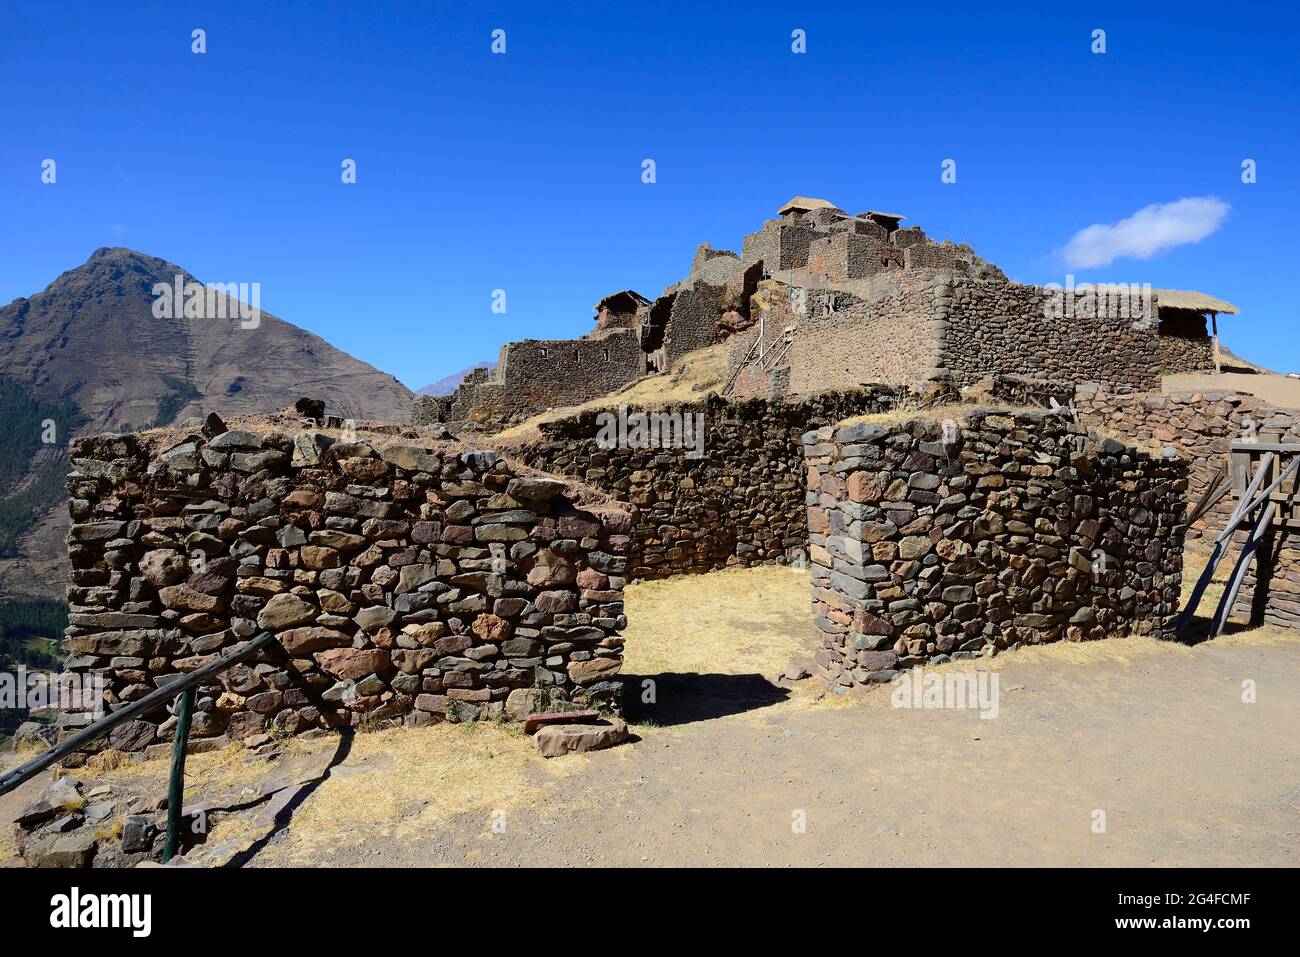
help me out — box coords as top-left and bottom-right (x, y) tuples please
(223, 730), (354, 867)
(622, 672), (789, 727)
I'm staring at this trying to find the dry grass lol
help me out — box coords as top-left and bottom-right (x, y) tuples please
(491, 344), (729, 442)
(837, 400), (1032, 430)
(75, 739), (294, 802)
(618, 564), (860, 717)
(622, 564), (814, 677)
(1181, 544), (1227, 609)
(256, 721), (585, 862)
(85, 748), (128, 774)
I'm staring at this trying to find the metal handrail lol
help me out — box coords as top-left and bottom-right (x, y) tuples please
(0, 630), (277, 861)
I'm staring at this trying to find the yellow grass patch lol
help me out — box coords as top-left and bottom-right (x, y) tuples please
(622, 565), (815, 677)
(836, 400), (1031, 430)
(256, 722), (584, 862)
(76, 739), (292, 801)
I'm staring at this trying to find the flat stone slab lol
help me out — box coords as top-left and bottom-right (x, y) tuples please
(523, 710), (600, 735)
(534, 719), (629, 759)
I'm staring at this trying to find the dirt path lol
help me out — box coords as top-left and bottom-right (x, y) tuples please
(6, 567), (1296, 868)
(241, 568), (1299, 868)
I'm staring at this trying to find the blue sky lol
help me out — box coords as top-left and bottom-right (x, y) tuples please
(2, 0), (1296, 387)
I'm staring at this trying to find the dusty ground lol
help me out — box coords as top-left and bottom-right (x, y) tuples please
(5, 563), (1297, 868)
(1165, 370), (1300, 409)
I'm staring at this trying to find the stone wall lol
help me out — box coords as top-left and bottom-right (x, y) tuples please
(1157, 309), (1214, 373)
(663, 281), (725, 367)
(803, 409), (1187, 688)
(1073, 383), (1300, 539)
(725, 272), (940, 399)
(504, 386), (926, 580)
(433, 329), (646, 430)
(60, 424), (630, 755)
(1236, 523), (1300, 629)
(936, 276), (1161, 392)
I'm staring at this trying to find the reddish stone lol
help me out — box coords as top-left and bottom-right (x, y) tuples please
(523, 710), (600, 735)
(313, 647), (390, 681)
(471, 613), (512, 643)
(575, 568), (608, 590)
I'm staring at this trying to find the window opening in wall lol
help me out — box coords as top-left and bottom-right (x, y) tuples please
(603, 348), (609, 361)
(574, 349), (580, 360)
(539, 348), (547, 358)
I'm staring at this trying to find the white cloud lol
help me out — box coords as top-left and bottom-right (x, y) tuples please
(1061, 197), (1230, 269)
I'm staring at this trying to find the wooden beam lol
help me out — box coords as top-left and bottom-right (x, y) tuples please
(1215, 456), (1298, 544)
(1177, 453), (1274, 635)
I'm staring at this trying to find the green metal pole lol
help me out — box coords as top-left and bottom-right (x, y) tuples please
(162, 686), (196, 863)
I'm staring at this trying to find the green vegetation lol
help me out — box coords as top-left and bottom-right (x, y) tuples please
(153, 374), (201, 428)
(0, 597), (66, 667)
(0, 597), (66, 743)
(0, 377), (87, 556)
(0, 454), (72, 555)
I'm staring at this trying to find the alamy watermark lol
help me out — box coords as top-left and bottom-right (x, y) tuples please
(1042, 274), (1152, 322)
(1, 668), (106, 717)
(595, 405), (705, 459)
(152, 274), (260, 328)
(890, 666), (1000, 719)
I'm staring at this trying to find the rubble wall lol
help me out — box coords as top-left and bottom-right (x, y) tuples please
(1073, 383), (1300, 539)
(803, 409), (1187, 688)
(506, 386), (925, 580)
(60, 426), (631, 754)
(935, 276), (1162, 392)
(427, 329), (647, 430)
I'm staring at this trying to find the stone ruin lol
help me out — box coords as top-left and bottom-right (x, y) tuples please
(803, 409), (1188, 687)
(43, 198), (1275, 751)
(58, 416), (630, 758)
(413, 196), (1232, 432)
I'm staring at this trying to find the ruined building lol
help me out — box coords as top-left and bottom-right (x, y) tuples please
(416, 197), (1236, 431)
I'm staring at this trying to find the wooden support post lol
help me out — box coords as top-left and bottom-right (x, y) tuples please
(1211, 312), (1221, 374)
(1176, 453), (1274, 635)
(163, 685), (196, 863)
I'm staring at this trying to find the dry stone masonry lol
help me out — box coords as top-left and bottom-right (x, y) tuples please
(505, 385), (936, 580)
(59, 420), (630, 754)
(803, 409), (1188, 688)
(415, 197), (1227, 431)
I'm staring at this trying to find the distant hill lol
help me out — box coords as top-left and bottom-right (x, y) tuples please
(0, 247), (416, 599)
(417, 362), (495, 396)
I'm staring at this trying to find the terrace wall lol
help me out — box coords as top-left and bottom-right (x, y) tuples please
(936, 276), (1162, 392)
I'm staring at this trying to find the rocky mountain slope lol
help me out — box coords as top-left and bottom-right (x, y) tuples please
(0, 247), (416, 599)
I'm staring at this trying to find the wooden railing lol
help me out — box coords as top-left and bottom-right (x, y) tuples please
(0, 631), (277, 862)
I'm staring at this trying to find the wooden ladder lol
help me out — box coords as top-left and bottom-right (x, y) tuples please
(1178, 446), (1299, 636)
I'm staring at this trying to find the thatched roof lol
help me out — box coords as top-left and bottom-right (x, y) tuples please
(778, 196), (837, 215)
(1151, 289), (1239, 314)
(595, 290), (651, 313)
